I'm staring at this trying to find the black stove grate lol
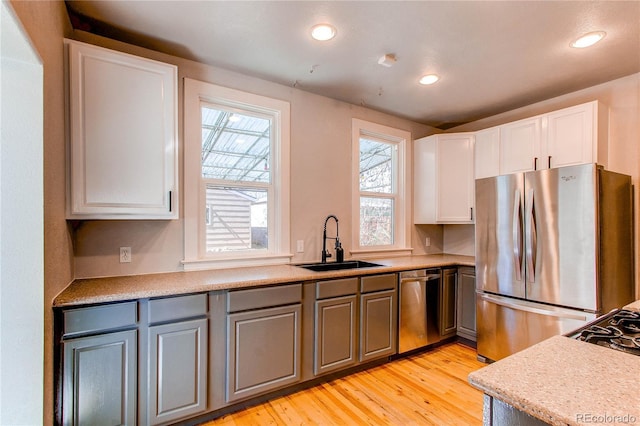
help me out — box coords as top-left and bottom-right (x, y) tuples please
(571, 309), (640, 356)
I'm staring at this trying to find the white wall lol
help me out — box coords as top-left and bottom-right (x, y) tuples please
(0, 1), (44, 423)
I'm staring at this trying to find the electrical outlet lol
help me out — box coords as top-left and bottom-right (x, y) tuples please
(120, 247), (132, 263)
(425, 237), (431, 247)
(296, 240), (304, 253)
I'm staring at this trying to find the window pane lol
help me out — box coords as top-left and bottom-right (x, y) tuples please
(205, 186), (268, 253)
(201, 106), (271, 183)
(359, 137), (393, 193)
(360, 197), (394, 246)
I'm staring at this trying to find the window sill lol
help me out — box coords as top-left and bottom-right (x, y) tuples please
(182, 253), (293, 271)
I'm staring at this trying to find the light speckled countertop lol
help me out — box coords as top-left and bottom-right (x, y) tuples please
(53, 254), (474, 307)
(468, 335), (640, 426)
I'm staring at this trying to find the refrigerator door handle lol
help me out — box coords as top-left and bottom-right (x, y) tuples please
(525, 188), (537, 283)
(512, 189), (523, 281)
(479, 293), (590, 321)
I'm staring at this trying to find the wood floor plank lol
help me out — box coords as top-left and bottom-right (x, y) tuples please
(200, 342), (485, 425)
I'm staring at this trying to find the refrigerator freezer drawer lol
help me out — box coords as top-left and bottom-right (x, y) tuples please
(476, 293), (597, 362)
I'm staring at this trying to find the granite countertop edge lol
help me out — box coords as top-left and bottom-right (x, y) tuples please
(468, 335), (640, 426)
(54, 253), (475, 308)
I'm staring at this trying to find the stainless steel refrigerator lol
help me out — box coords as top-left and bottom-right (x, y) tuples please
(475, 163), (634, 362)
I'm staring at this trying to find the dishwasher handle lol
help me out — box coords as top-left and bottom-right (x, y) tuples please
(400, 274), (440, 283)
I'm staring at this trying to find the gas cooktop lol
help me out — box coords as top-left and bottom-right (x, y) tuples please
(569, 309), (640, 356)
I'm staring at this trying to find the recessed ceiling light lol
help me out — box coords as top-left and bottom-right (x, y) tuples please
(571, 31), (606, 48)
(311, 24), (337, 41)
(419, 74), (439, 85)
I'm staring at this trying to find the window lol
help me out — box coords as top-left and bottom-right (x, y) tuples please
(352, 119), (411, 255)
(184, 79), (290, 269)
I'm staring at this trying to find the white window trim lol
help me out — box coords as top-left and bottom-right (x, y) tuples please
(351, 119), (412, 258)
(183, 78), (291, 270)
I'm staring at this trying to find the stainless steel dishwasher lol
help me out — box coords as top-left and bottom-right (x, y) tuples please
(398, 269), (441, 353)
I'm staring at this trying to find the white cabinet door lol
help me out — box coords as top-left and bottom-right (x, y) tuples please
(546, 101), (601, 169)
(66, 40), (178, 219)
(437, 135), (475, 222)
(499, 117), (543, 174)
(414, 133), (475, 224)
(497, 101), (606, 175)
(474, 127), (500, 179)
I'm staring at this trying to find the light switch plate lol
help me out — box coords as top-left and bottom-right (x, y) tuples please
(296, 240), (304, 253)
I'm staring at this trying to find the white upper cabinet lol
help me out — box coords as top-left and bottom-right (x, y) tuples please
(500, 117), (543, 174)
(546, 101), (607, 169)
(66, 40), (178, 219)
(414, 133), (475, 224)
(498, 101), (606, 176)
(474, 126), (500, 179)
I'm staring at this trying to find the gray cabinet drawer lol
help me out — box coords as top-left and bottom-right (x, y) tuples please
(63, 301), (137, 337)
(360, 274), (396, 293)
(227, 284), (302, 312)
(316, 278), (358, 299)
(148, 293), (208, 324)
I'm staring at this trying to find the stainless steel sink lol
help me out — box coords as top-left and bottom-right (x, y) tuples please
(295, 260), (383, 272)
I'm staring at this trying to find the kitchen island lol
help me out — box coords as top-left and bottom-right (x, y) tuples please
(468, 334), (640, 426)
(53, 253), (473, 306)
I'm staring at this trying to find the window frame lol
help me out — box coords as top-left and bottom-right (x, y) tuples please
(351, 119), (412, 257)
(183, 78), (291, 270)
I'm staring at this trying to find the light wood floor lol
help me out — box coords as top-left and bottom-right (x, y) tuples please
(201, 343), (486, 425)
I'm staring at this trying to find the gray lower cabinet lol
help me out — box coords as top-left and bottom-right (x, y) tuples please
(146, 293), (209, 425)
(315, 295), (358, 375)
(61, 301), (138, 426)
(226, 285), (302, 403)
(359, 274), (397, 362)
(456, 267), (477, 341)
(313, 278), (359, 376)
(440, 268), (458, 337)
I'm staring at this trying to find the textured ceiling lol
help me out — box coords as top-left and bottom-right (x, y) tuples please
(65, 1), (640, 129)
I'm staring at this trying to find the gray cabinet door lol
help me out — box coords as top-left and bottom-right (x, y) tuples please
(360, 289), (397, 362)
(148, 318), (208, 425)
(63, 330), (137, 426)
(314, 295), (357, 376)
(457, 267), (477, 341)
(226, 304), (301, 403)
(440, 268), (458, 337)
